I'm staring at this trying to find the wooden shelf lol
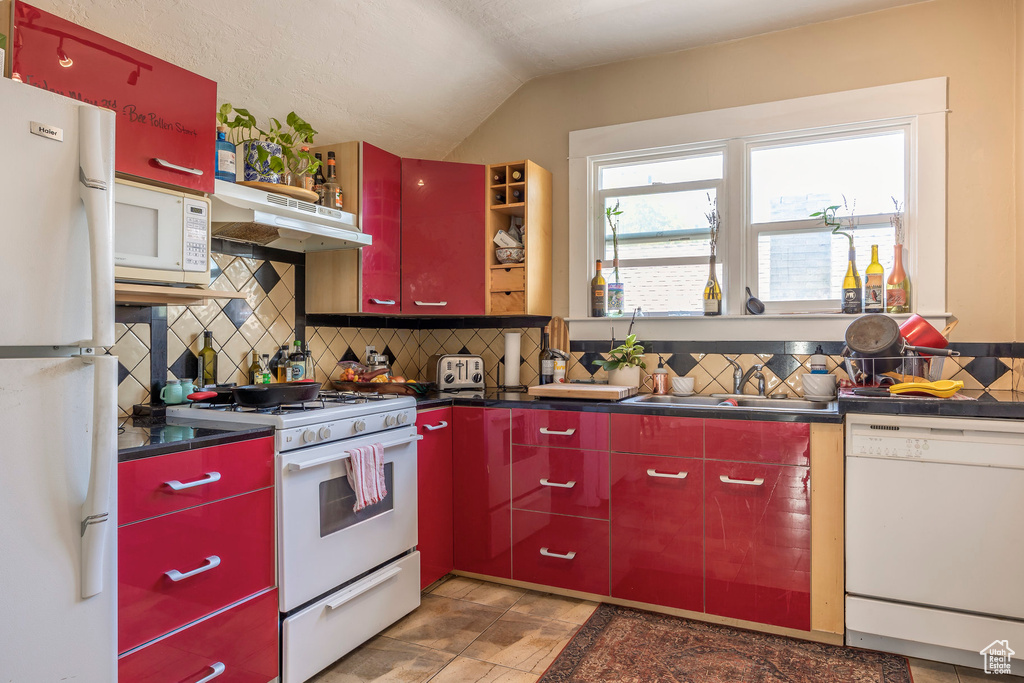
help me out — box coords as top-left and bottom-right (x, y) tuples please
(490, 202), (525, 216)
(115, 282), (247, 306)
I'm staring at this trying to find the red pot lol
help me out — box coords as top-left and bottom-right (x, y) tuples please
(899, 314), (949, 351)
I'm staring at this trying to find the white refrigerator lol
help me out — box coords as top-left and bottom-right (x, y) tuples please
(0, 77), (118, 681)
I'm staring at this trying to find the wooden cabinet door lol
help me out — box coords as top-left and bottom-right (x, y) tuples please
(416, 407), (454, 588)
(361, 142), (403, 313)
(704, 461), (811, 630)
(452, 407), (512, 578)
(401, 159), (486, 315)
(610, 453), (703, 611)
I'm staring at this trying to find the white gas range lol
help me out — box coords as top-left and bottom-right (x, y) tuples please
(168, 391), (422, 683)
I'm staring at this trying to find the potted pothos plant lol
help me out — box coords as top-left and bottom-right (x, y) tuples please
(217, 104), (321, 185)
(592, 333), (646, 387)
(605, 201), (625, 316)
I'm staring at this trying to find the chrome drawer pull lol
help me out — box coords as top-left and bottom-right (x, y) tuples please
(194, 662), (226, 683)
(164, 472), (221, 490)
(647, 469), (687, 479)
(720, 475), (765, 486)
(368, 298), (396, 305)
(539, 427), (576, 436)
(414, 301), (447, 306)
(540, 547), (576, 560)
(423, 421), (448, 431)
(165, 555), (221, 582)
(152, 157), (204, 176)
(540, 478), (576, 488)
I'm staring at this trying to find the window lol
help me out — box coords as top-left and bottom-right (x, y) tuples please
(568, 78), (947, 339)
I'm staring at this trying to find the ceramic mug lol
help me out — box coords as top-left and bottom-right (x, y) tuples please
(801, 373), (838, 399)
(671, 376), (695, 395)
(179, 379), (196, 397)
(160, 380), (183, 405)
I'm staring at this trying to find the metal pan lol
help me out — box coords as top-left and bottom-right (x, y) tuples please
(845, 314), (959, 375)
(187, 380), (320, 408)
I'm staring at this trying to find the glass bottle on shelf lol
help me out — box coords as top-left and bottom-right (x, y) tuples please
(539, 327), (555, 385)
(864, 244), (884, 313)
(842, 246), (863, 314)
(312, 153), (326, 204)
(886, 243), (910, 313)
(703, 253), (722, 316)
(289, 341), (306, 381)
(322, 151), (343, 210)
(293, 145), (313, 190)
(247, 350), (261, 385)
(270, 344), (289, 382)
(511, 169), (523, 181)
(214, 125), (236, 183)
(198, 331), (218, 386)
(590, 259), (606, 317)
(304, 345), (315, 382)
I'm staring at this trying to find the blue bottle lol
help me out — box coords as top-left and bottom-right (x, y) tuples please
(215, 126), (236, 183)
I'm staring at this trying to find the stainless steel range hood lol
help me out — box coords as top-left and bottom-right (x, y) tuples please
(209, 180), (371, 252)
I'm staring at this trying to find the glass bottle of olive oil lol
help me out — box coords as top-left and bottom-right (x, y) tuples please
(198, 331), (218, 386)
(590, 260), (606, 317)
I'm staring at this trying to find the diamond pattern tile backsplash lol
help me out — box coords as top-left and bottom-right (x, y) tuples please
(113, 251), (1023, 419)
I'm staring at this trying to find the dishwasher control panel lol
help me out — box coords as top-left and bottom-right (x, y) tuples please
(846, 415), (1024, 469)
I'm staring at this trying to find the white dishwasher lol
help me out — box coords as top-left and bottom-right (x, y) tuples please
(845, 413), (1024, 674)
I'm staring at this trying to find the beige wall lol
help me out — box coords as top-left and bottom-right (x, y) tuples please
(1017, 0), (1024, 341)
(448, 0), (1017, 342)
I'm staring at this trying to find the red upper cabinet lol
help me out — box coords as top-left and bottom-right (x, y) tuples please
(12, 2), (217, 193)
(361, 143), (403, 313)
(401, 159), (486, 315)
(417, 407), (454, 589)
(452, 407), (512, 578)
(705, 419), (810, 466)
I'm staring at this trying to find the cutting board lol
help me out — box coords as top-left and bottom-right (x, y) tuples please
(549, 316), (570, 353)
(528, 383), (637, 400)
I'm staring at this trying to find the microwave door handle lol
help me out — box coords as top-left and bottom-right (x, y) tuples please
(78, 107), (115, 349)
(80, 354), (116, 598)
(286, 434), (423, 471)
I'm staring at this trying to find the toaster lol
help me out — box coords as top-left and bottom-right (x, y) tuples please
(427, 354), (485, 390)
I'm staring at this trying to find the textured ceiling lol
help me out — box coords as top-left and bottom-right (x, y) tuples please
(34, 0), (925, 158)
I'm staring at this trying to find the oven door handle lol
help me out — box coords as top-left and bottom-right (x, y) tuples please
(286, 434), (423, 471)
(325, 565), (403, 611)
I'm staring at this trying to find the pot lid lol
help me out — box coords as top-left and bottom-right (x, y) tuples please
(845, 314), (901, 354)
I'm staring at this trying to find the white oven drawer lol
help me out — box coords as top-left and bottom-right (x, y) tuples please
(282, 552), (420, 683)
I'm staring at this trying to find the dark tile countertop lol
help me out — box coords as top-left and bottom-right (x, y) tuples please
(118, 417), (275, 462)
(414, 389), (1024, 422)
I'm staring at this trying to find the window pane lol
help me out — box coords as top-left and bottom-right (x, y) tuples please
(600, 153), (722, 190)
(603, 191), (715, 260)
(750, 131), (905, 223)
(616, 263), (722, 315)
(757, 225), (895, 302)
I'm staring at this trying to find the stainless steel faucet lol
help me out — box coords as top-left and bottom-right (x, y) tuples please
(725, 356), (743, 394)
(740, 364), (766, 397)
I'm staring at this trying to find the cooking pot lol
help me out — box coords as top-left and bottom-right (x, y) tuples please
(845, 314), (959, 375)
(899, 314), (949, 351)
(187, 380), (320, 408)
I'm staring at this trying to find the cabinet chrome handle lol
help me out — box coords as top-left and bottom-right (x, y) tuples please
(368, 298), (396, 305)
(540, 547), (576, 560)
(414, 301), (448, 306)
(423, 421), (448, 431)
(647, 469), (687, 479)
(720, 475), (764, 486)
(153, 157), (204, 176)
(540, 478), (576, 488)
(539, 427), (575, 436)
(165, 555), (221, 582)
(194, 662), (226, 683)
(164, 472), (221, 490)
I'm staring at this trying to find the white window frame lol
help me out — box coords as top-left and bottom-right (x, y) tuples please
(567, 78), (948, 341)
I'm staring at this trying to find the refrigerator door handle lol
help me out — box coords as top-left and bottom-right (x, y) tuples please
(78, 106), (115, 349)
(81, 354), (117, 599)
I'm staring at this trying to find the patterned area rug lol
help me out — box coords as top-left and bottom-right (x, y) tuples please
(539, 605), (911, 683)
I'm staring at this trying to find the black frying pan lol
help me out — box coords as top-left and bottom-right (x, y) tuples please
(845, 314), (958, 375)
(187, 381), (320, 407)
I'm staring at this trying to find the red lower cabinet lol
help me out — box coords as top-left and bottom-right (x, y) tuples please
(610, 453), (703, 611)
(118, 589), (279, 683)
(704, 461), (811, 630)
(512, 446), (609, 519)
(453, 407), (513, 578)
(512, 510), (609, 596)
(705, 419), (810, 466)
(610, 413), (703, 458)
(417, 407), (454, 588)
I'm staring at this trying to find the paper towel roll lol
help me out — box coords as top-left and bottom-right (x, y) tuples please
(504, 332), (521, 387)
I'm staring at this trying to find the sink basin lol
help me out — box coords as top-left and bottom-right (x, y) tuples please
(622, 393), (834, 412)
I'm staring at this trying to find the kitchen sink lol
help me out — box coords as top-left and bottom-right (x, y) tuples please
(622, 393), (835, 412)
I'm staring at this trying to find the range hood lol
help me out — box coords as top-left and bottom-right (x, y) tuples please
(209, 180), (371, 252)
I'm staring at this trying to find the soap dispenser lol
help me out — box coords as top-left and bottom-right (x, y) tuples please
(650, 355), (670, 394)
(809, 345), (828, 374)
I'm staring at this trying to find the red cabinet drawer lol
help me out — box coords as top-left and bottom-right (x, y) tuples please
(511, 409), (609, 450)
(704, 461), (810, 630)
(118, 589), (279, 683)
(512, 446), (609, 519)
(512, 510), (609, 596)
(118, 488), (275, 653)
(13, 2), (217, 193)
(119, 438), (274, 525)
(705, 419), (810, 466)
(417, 407), (454, 588)
(453, 407), (513, 579)
(610, 413), (703, 457)
(361, 143), (403, 313)
(610, 453), (703, 611)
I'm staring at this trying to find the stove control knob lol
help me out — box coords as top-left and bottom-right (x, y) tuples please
(398, 413), (409, 424)
(319, 426), (332, 440)
(444, 373), (455, 384)
(302, 429), (316, 444)
(385, 414), (397, 427)
(353, 420), (366, 433)
(472, 372), (483, 384)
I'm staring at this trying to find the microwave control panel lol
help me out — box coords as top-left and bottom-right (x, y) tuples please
(182, 197), (209, 272)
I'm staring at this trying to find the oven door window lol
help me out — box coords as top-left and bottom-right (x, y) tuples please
(319, 463), (394, 537)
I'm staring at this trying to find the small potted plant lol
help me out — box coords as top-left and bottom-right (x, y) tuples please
(592, 333), (646, 387)
(605, 201), (625, 316)
(811, 195), (861, 314)
(217, 104), (321, 184)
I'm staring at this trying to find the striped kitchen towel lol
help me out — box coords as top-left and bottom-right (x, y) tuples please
(345, 443), (387, 512)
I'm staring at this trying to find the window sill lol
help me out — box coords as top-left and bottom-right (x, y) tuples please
(566, 312), (952, 342)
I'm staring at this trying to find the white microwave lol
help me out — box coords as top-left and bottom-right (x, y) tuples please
(114, 179), (211, 285)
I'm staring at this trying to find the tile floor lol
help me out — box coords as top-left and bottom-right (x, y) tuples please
(311, 576), (1023, 682)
